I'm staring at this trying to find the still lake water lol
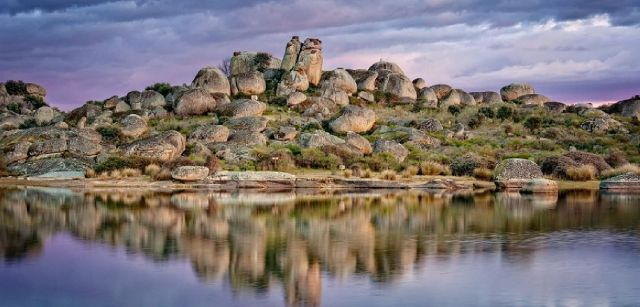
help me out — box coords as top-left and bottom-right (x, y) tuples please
(0, 187), (639, 307)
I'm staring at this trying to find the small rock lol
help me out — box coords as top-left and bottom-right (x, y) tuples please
(171, 166), (210, 182)
(287, 92), (307, 106)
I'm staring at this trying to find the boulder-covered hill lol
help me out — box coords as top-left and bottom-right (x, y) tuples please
(1, 35), (639, 179)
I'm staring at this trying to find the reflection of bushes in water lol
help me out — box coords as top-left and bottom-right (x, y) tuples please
(0, 228), (42, 261)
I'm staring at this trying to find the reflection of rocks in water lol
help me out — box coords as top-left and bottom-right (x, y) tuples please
(2, 187), (640, 305)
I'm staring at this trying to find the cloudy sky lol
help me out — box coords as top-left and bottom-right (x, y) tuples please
(1, 0), (639, 110)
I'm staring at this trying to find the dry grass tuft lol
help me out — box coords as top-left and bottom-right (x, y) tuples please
(599, 164), (640, 179)
(419, 161), (451, 176)
(379, 170), (398, 181)
(566, 165), (597, 181)
(153, 168), (173, 181)
(342, 169), (353, 178)
(144, 164), (161, 177)
(121, 168), (142, 178)
(402, 165), (419, 178)
(472, 167), (493, 181)
(85, 168), (96, 178)
(362, 169), (373, 178)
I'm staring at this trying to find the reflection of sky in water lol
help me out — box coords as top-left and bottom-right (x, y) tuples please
(0, 188), (639, 306)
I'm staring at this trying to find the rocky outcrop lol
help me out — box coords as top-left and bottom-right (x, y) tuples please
(518, 94), (549, 106)
(600, 173), (640, 191)
(493, 158), (543, 181)
(296, 97), (340, 120)
(500, 83), (534, 101)
(348, 69), (378, 92)
(368, 60), (405, 75)
(192, 67), (231, 96)
(602, 95), (640, 118)
(346, 132), (372, 154)
(412, 78), (427, 91)
(227, 131), (267, 146)
(120, 131), (186, 162)
(417, 118), (443, 132)
(320, 69), (357, 94)
(34, 106), (56, 126)
(206, 171), (296, 188)
(171, 166), (210, 182)
(119, 114), (148, 138)
(580, 117), (626, 134)
(220, 99), (266, 118)
(189, 125), (230, 144)
(544, 101), (567, 113)
(373, 139), (408, 162)
(174, 88), (219, 116)
(276, 69), (309, 96)
(8, 157), (88, 177)
(0, 127), (102, 163)
(329, 105), (376, 133)
(273, 126), (298, 141)
(230, 71), (266, 96)
(294, 38), (323, 86)
(287, 92), (307, 106)
(440, 89), (476, 106)
(417, 87), (438, 108)
(519, 178), (559, 193)
(281, 36), (302, 71)
(230, 51), (281, 76)
(470, 91), (502, 104)
(430, 84), (452, 100)
(378, 72), (417, 102)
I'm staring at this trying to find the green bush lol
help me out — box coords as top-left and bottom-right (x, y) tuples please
(478, 107), (495, 118)
(497, 106), (513, 121)
(450, 154), (493, 176)
(359, 152), (401, 172)
(524, 116), (542, 132)
(145, 83), (172, 96)
(24, 95), (47, 108)
(4, 80), (28, 96)
(256, 149), (296, 172)
(6, 103), (20, 113)
(19, 118), (37, 129)
(97, 126), (119, 140)
(296, 148), (342, 169)
(447, 105), (461, 116)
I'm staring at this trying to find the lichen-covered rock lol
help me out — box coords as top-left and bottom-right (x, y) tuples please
(174, 88), (219, 116)
(276, 69), (309, 96)
(120, 130), (186, 162)
(189, 125), (230, 144)
(378, 72), (417, 102)
(34, 106), (55, 126)
(348, 69), (378, 92)
(544, 101), (567, 113)
(430, 84), (452, 100)
(127, 90), (166, 110)
(320, 69), (357, 94)
(319, 84), (350, 106)
(192, 67), (231, 95)
(418, 118), (443, 132)
(281, 36), (302, 71)
(494, 158), (543, 181)
(345, 132), (372, 154)
(440, 89), (476, 106)
(373, 139), (408, 162)
(297, 97), (340, 120)
(329, 105), (376, 133)
(602, 96), (640, 118)
(171, 166), (210, 182)
(600, 173), (640, 191)
(273, 126), (298, 141)
(230, 51), (281, 76)
(25, 83), (47, 97)
(8, 157), (88, 177)
(298, 130), (345, 148)
(287, 92), (307, 106)
(119, 114), (148, 138)
(1, 127), (102, 161)
(114, 100), (131, 113)
(500, 83), (534, 101)
(417, 87), (438, 108)
(357, 91), (375, 103)
(470, 91), (502, 104)
(580, 117), (626, 134)
(518, 94), (549, 106)
(294, 38), (323, 86)
(103, 96), (122, 109)
(224, 116), (269, 132)
(220, 99), (266, 118)
(413, 78), (427, 91)
(368, 60), (405, 75)
(227, 131), (267, 146)
(230, 71), (266, 96)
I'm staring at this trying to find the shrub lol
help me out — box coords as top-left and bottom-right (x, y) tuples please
(402, 165), (419, 178)
(523, 116), (542, 132)
(478, 107), (495, 119)
(497, 106), (513, 121)
(253, 52), (272, 72)
(540, 156), (579, 179)
(257, 149), (295, 172)
(379, 170), (398, 180)
(472, 168), (493, 181)
(321, 145), (360, 166)
(419, 161), (451, 176)
(564, 151), (611, 174)
(359, 152), (401, 172)
(19, 118), (37, 129)
(362, 169), (373, 178)
(0, 156), (7, 177)
(599, 164), (640, 179)
(450, 154), (492, 176)
(145, 83), (173, 96)
(447, 105), (461, 116)
(467, 113), (484, 129)
(297, 148), (342, 169)
(97, 126), (120, 140)
(121, 168), (142, 177)
(94, 156), (156, 173)
(343, 169), (353, 178)
(24, 95), (47, 108)
(154, 168), (173, 181)
(85, 168), (96, 178)
(206, 156), (221, 174)
(144, 164), (161, 177)
(6, 103), (20, 113)
(4, 80), (28, 96)
(565, 165), (597, 181)
(606, 150), (628, 168)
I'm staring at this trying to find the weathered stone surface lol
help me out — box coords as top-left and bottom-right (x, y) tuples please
(220, 99), (266, 118)
(120, 131), (186, 162)
(319, 84), (350, 106)
(329, 105), (376, 133)
(230, 71), (266, 96)
(207, 171), (296, 187)
(500, 83), (535, 101)
(34, 106), (55, 126)
(603, 96), (640, 118)
(25, 83), (46, 97)
(230, 51), (281, 76)
(276, 69), (309, 96)
(320, 69), (357, 94)
(174, 88), (218, 116)
(418, 118), (443, 132)
(348, 69), (378, 92)
(8, 158), (88, 177)
(127, 90), (166, 109)
(0, 83), (7, 96)
(224, 116), (269, 132)
(357, 91), (375, 103)
(297, 97), (340, 120)
(470, 91), (502, 104)
(88, 111), (113, 129)
(119, 114), (148, 138)
(544, 101), (567, 113)
(520, 178), (559, 193)
(298, 130), (345, 148)
(273, 126), (298, 141)
(430, 84), (452, 100)
(294, 38), (323, 86)
(171, 166), (210, 182)
(440, 89), (476, 106)
(412, 78), (427, 91)
(345, 132), (372, 154)
(373, 139), (408, 162)
(287, 92), (307, 106)
(580, 117), (626, 134)
(0, 114), (23, 130)
(4, 141), (31, 164)
(114, 100), (131, 113)
(494, 158), (543, 181)
(378, 72), (417, 102)
(368, 60), (405, 75)
(192, 67), (231, 95)
(600, 173), (640, 191)
(518, 94), (549, 106)
(281, 36), (302, 71)
(417, 87), (438, 108)
(227, 131), (267, 146)
(189, 125), (230, 144)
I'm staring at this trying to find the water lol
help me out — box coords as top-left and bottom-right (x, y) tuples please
(0, 187), (639, 307)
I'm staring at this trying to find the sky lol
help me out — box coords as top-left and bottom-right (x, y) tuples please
(1, 0), (639, 110)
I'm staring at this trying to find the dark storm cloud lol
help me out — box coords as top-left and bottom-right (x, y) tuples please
(0, 0), (639, 109)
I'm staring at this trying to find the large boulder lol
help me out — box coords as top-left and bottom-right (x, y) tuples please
(127, 90), (166, 110)
(348, 69), (378, 92)
(174, 88), (219, 116)
(189, 125), (230, 144)
(230, 71), (266, 96)
(345, 132), (372, 154)
(34, 106), (56, 126)
(329, 105), (376, 133)
(227, 131), (267, 146)
(8, 157), (88, 177)
(298, 130), (345, 148)
(500, 83), (534, 101)
(276, 69), (309, 96)
(430, 84), (452, 100)
(1, 127), (101, 162)
(413, 78), (427, 91)
(470, 91), (502, 104)
(603, 95), (640, 118)
(320, 69), (358, 94)
(378, 72), (417, 102)
(119, 114), (148, 138)
(296, 97), (340, 120)
(368, 60), (405, 75)
(220, 99), (266, 118)
(192, 67), (231, 95)
(273, 126), (298, 141)
(580, 117), (626, 134)
(493, 158), (543, 181)
(373, 139), (408, 162)
(287, 92), (307, 106)
(120, 131), (186, 162)
(230, 51), (281, 76)
(171, 166), (210, 182)
(417, 87), (438, 108)
(544, 101), (567, 113)
(294, 38), (323, 86)
(25, 83), (47, 97)
(224, 116), (269, 132)
(281, 36), (302, 71)
(518, 94), (549, 106)
(440, 89), (476, 106)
